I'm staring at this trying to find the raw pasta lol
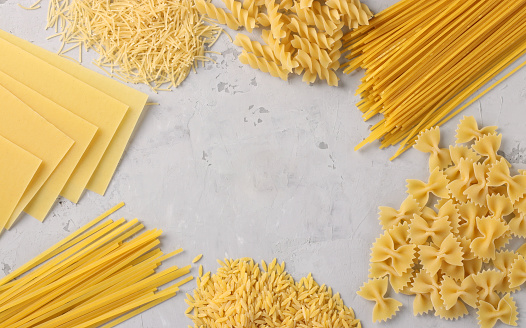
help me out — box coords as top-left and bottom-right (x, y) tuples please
(185, 258), (361, 327)
(196, 0), (372, 85)
(344, 0), (526, 159)
(357, 277), (402, 322)
(47, 0), (223, 91)
(358, 116), (526, 328)
(477, 294), (518, 328)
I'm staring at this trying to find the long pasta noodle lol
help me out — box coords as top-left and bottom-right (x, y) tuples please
(343, 0), (526, 159)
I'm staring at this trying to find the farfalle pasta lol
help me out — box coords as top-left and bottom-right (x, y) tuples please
(358, 116), (526, 328)
(406, 167), (449, 206)
(414, 126), (452, 171)
(477, 294), (518, 328)
(488, 159), (526, 202)
(378, 195), (421, 230)
(357, 277), (402, 322)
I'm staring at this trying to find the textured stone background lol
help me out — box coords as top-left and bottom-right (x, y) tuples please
(1, 0), (526, 327)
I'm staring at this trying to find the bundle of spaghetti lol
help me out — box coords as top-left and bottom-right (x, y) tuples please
(196, 0), (374, 86)
(0, 203), (194, 328)
(343, 0), (526, 159)
(46, 0), (222, 91)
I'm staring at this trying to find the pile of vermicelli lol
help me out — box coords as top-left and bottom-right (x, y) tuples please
(185, 258), (361, 327)
(343, 0), (526, 159)
(46, 0), (222, 91)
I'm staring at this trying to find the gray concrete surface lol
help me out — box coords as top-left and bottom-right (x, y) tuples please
(1, 0), (526, 327)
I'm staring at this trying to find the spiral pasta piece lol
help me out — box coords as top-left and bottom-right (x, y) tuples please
(223, 0), (257, 32)
(291, 4), (340, 35)
(290, 35), (332, 68)
(325, 0), (371, 28)
(195, 0), (240, 30)
(287, 17), (339, 49)
(238, 50), (289, 80)
(261, 30), (297, 72)
(233, 34), (277, 62)
(265, 0), (286, 39)
(294, 50), (339, 86)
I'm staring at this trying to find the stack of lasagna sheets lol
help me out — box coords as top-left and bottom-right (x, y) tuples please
(0, 29), (148, 234)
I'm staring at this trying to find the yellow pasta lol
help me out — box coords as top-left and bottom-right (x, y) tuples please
(344, 0), (526, 159)
(186, 258), (361, 327)
(378, 195), (421, 230)
(414, 126), (451, 171)
(408, 214), (451, 246)
(470, 217), (509, 260)
(477, 294), (518, 328)
(455, 116), (498, 144)
(488, 159), (526, 202)
(197, 0), (371, 85)
(48, 0), (222, 91)
(406, 167), (449, 206)
(358, 117), (526, 326)
(493, 250), (521, 293)
(357, 277), (402, 322)
(0, 204), (193, 327)
(370, 232), (416, 276)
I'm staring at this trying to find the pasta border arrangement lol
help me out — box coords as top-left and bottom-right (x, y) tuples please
(358, 116), (526, 328)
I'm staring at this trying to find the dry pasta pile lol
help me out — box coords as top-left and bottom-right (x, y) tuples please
(196, 0), (373, 86)
(344, 0), (526, 159)
(46, 0), (222, 91)
(358, 116), (526, 328)
(185, 257), (361, 327)
(0, 203), (194, 327)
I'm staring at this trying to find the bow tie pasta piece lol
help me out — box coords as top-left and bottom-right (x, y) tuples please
(458, 202), (487, 241)
(493, 250), (521, 293)
(487, 159), (526, 203)
(414, 126), (452, 171)
(387, 221), (411, 248)
(447, 158), (475, 203)
(445, 145), (481, 181)
(409, 214), (452, 245)
(357, 277), (402, 322)
(477, 294), (518, 328)
(509, 211), (526, 238)
(464, 163), (491, 206)
(411, 270), (443, 315)
(470, 216), (509, 260)
(370, 233), (416, 276)
(455, 116), (498, 144)
(509, 256), (526, 289)
(473, 270), (506, 307)
(436, 199), (461, 234)
(378, 195), (421, 230)
(486, 193), (514, 220)
(369, 261), (414, 293)
(407, 167), (449, 206)
(419, 234), (464, 277)
(472, 134), (506, 166)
